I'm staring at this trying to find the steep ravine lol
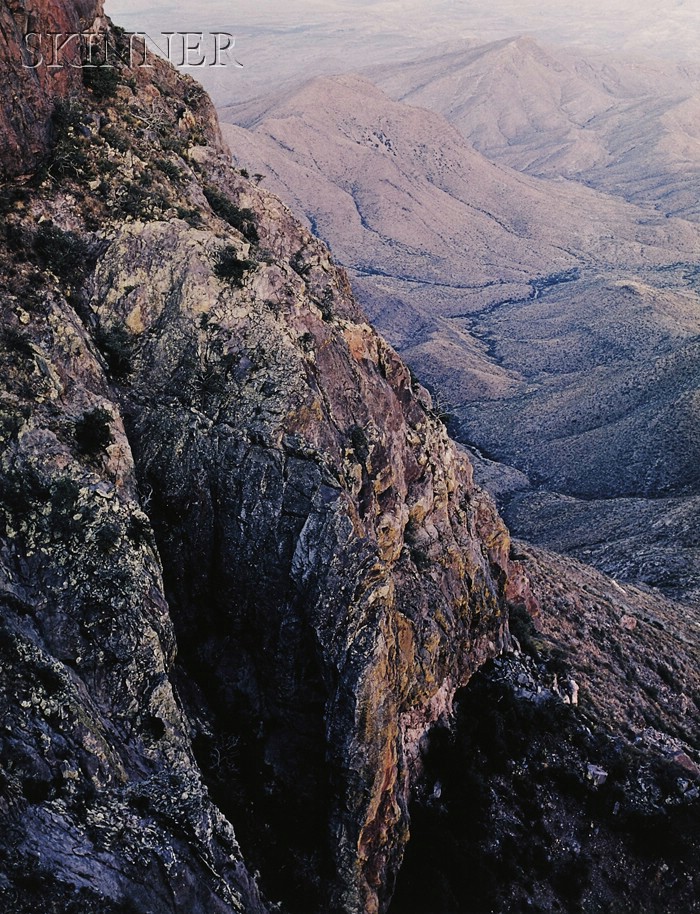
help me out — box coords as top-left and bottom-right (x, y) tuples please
(0, 3), (698, 914)
(0, 4), (513, 912)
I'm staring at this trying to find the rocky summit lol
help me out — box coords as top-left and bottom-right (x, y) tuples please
(0, 2), (698, 913)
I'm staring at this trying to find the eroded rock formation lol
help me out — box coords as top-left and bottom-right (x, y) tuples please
(0, 5), (698, 914)
(0, 9), (514, 912)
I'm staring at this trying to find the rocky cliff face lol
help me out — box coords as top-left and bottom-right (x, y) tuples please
(0, 0), (106, 179)
(0, 10), (513, 913)
(1, 6), (698, 914)
(87, 158), (513, 913)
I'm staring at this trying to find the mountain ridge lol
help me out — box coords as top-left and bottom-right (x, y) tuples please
(368, 35), (700, 220)
(219, 55), (700, 604)
(0, 5), (698, 913)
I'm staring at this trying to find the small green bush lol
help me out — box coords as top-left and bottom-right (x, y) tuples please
(48, 100), (90, 179)
(83, 62), (119, 99)
(213, 246), (254, 287)
(156, 158), (183, 181)
(95, 324), (135, 380)
(34, 224), (91, 283)
(204, 185), (259, 244)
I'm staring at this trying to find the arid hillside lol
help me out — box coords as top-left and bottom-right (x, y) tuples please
(1, 4), (698, 914)
(219, 60), (700, 602)
(371, 36), (700, 220)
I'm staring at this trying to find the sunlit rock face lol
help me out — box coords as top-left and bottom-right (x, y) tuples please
(0, 0), (107, 179)
(0, 5), (513, 912)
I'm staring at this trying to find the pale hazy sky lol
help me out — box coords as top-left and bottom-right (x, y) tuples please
(106, 1), (700, 105)
(108, 0), (699, 45)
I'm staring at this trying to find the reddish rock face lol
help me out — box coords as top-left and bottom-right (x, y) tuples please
(0, 4), (512, 910)
(0, 0), (104, 179)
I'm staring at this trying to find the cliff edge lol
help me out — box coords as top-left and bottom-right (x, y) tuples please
(0, 7), (512, 912)
(0, 4), (698, 913)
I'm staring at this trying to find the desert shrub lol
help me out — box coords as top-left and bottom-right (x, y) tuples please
(101, 126), (131, 153)
(155, 158), (182, 181)
(203, 185), (259, 244)
(2, 327), (34, 359)
(83, 60), (119, 99)
(213, 245), (254, 286)
(34, 224), (91, 282)
(0, 186), (28, 216)
(74, 407), (113, 458)
(127, 512), (152, 546)
(317, 289), (334, 321)
(50, 477), (81, 538)
(95, 325), (135, 380)
(47, 100), (90, 178)
(509, 601), (540, 658)
(350, 425), (370, 463)
(0, 465), (49, 521)
(50, 477), (80, 513)
(116, 183), (169, 220)
(176, 206), (202, 226)
(291, 250), (311, 278)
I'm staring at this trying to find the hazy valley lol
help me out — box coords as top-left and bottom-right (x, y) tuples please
(219, 39), (700, 603)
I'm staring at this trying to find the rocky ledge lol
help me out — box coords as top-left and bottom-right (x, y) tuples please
(0, 3), (698, 913)
(0, 5), (513, 912)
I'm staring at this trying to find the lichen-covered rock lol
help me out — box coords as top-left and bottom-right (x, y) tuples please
(0, 277), (269, 912)
(88, 165), (513, 912)
(0, 7), (514, 914)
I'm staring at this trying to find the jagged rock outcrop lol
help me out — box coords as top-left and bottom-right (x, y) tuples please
(0, 0), (106, 179)
(0, 9), (514, 913)
(2, 5), (698, 914)
(392, 543), (700, 913)
(88, 183), (512, 912)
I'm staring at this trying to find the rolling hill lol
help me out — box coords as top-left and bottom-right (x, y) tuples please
(370, 36), (700, 220)
(219, 59), (700, 601)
